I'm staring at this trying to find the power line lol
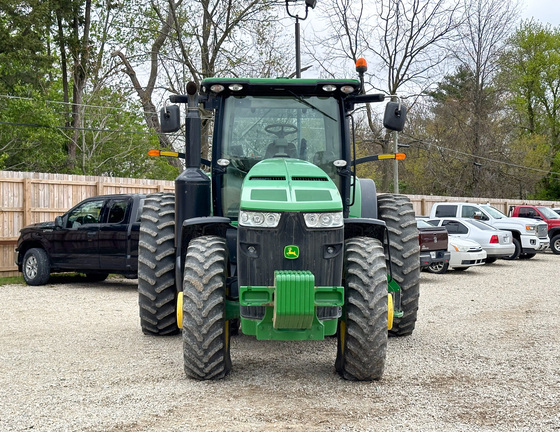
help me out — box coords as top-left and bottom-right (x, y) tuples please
(0, 94), (159, 116)
(403, 134), (560, 178)
(0, 120), (169, 136)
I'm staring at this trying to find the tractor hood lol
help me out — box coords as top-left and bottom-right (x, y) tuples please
(240, 159), (342, 212)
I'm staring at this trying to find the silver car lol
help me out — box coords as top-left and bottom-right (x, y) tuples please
(427, 217), (515, 263)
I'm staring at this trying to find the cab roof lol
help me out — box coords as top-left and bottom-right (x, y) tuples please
(200, 77), (361, 98)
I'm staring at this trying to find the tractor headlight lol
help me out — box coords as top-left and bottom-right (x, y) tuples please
(239, 211), (281, 228)
(304, 212), (343, 228)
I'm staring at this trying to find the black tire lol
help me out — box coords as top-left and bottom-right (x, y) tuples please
(182, 236), (231, 380)
(336, 237), (388, 381)
(519, 252), (536, 259)
(22, 248), (50, 286)
(502, 238), (521, 260)
(485, 257), (497, 264)
(137, 193), (179, 336)
(551, 234), (560, 255)
(84, 272), (109, 282)
(377, 194), (421, 337)
(426, 261), (449, 274)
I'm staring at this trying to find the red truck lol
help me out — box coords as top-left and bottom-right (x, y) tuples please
(508, 205), (560, 254)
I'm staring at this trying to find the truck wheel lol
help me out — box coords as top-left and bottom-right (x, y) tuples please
(182, 236), (231, 380)
(22, 248), (50, 286)
(377, 194), (421, 337)
(426, 261), (449, 274)
(138, 193), (179, 336)
(84, 272), (109, 282)
(336, 237), (388, 381)
(551, 234), (560, 255)
(502, 238), (521, 260)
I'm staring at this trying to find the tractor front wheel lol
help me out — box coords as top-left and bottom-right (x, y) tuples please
(336, 237), (388, 381)
(182, 236), (231, 380)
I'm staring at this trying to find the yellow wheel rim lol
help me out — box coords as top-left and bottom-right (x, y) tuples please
(387, 293), (394, 330)
(176, 291), (183, 329)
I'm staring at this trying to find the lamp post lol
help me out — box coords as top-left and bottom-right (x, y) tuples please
(285, 0), (317, 78)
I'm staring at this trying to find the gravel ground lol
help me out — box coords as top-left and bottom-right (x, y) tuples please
(1, 253), (559, 432)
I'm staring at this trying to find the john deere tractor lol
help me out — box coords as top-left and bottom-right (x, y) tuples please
(138, 63), (420, 381)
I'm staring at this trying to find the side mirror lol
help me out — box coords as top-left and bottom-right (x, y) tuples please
(160, 105), (181, 133)
(383, 101), (407, 132)
(55, 216), (63, 228)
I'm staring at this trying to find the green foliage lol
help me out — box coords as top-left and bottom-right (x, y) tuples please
(500, 20), (560, 198)
(0, 87), (68, 172)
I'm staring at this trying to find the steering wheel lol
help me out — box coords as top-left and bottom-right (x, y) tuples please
(265, 124), (298, 139)
(83, 214), (96, 224)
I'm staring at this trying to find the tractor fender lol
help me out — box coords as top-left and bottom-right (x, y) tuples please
(175, 216), (232, 285)
(358, 178), (378, 219)
(344, 218), (387, 243)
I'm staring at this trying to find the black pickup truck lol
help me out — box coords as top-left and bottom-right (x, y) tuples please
(15, 194), (146, 285)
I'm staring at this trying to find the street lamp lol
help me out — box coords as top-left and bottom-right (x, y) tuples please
(285, 0), (317, 78)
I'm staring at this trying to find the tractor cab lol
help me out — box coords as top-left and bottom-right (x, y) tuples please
(199, 78), (359, 220)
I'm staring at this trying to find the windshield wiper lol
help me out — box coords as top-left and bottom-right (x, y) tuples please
(287, 91), (337, 122)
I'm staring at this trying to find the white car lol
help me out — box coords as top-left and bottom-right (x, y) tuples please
(427, 217), (515, 263)
(426, 236), (486, 274)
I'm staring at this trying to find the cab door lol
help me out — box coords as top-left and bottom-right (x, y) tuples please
(51, 198), (105, 269)
(98, 198), (131, 272)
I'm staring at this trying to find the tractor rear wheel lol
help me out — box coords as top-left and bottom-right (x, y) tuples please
(336, 237), (388, 381)
(377, 194), (421, 337)
(137, 193), (179, 336)
(182, 236), (231, 380)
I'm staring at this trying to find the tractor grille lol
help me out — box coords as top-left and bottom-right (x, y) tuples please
(249, 176), (286, 181)
(237, 212), (343, 322)
(291, 176), (328, 181)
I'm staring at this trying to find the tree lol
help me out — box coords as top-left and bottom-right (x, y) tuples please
(315, 0), (462, 192)
(112, 0), (289, 162)
(500, 20), (560, 199)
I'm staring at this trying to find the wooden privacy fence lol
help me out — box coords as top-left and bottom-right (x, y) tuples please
(0, 170), (174, 277)
(1, 170), (559, 277)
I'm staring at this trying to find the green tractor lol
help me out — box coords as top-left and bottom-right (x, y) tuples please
(138, 64), (420, 381)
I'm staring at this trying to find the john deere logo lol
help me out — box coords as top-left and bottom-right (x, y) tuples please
(284, 245), (300, 259)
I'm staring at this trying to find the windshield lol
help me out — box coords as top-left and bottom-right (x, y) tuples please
(218, 95), (342, 217)
(220, 95), (341, 166)
(537, 206), (560, 219)
(481, 205), (506, 219)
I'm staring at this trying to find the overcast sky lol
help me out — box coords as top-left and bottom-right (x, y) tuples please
(522, 0), (560, 25)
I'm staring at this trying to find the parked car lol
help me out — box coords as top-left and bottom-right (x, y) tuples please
(553, 208), (560, 216)
(508, 205), (560, 254)
(425, 235), (486, 274)
(416, 219), (450, 269)
(426, 217), (515, 263)
(15, 194), (145, 285)
(429, 202), (549, 259)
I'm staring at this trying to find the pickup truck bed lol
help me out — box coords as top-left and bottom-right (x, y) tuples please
(417, 219), (450, 269)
